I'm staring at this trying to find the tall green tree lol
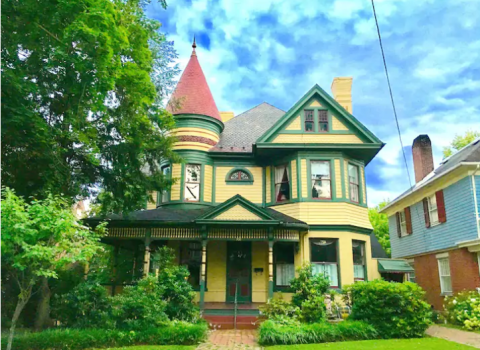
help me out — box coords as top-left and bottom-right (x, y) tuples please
(443, 130), (480, 158)
(1, 188), (106, 350)
(1, 0), (180, 214)
(368, 201), (391, 257)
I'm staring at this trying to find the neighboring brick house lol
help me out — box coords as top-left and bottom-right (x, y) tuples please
(380, 135), (480, 309)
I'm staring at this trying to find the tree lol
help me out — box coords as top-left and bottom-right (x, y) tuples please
(1, 0), (180, 214)
(1, 188), (106, 350)
(443, 130), (480, 158)
(368, 201), (391, 257)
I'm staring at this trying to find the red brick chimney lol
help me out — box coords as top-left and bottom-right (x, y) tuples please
(412, 135), (434, 183)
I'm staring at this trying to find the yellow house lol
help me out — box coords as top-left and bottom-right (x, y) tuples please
(90, 41), (387, 326)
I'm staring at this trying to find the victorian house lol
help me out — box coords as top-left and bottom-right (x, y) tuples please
(88, 41), (389, 328)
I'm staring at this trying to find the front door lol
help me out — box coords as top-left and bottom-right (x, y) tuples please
(226, 241), (251, 303)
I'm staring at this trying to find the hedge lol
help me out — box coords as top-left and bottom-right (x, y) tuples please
(258, 320), (378, 345)
(1, 322), (208, 350)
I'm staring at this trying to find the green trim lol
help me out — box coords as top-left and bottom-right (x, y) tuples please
(257, 84), (383, 145)
(174, 114), (224, 133)
(157, 202), (213, 210)
(174, 150), (213, 165)
(262, 167), (266, 206)
(300, 106), (331, 133)
(200, 164), (205, 202)
(295, 158), (301, 200)
(309, 238), (341, 289)
(340, 157), (346, 199)
(256, 143), (384, 150)
(278, 130), (355, 135)
(309, 225), (373, 235)
(212, 165), (216, 203)
(225, 168), (255, 185)
(306, 157), (336, 201)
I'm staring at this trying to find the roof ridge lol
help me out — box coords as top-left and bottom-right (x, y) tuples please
(234, 102), (285, 119)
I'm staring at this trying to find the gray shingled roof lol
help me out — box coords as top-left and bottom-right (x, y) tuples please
(212, 102), (285, 152)
(382, 138), (480, 211)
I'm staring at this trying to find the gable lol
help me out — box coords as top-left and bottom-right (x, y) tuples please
(212, 204), (263, 221)
(257, 85), (383, 146)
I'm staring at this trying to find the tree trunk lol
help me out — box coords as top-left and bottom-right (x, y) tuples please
(34, 277), (52, 331)
(7, 295), (29, 350)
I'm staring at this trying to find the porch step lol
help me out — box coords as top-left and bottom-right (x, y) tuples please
(203, 315), (263, 329)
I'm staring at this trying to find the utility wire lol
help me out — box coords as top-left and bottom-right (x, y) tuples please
(370, 0), (413, 190)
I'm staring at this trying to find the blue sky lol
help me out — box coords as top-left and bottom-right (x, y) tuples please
(146, 0), (480, 207)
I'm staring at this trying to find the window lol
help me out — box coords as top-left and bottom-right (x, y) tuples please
(399, 211), (407, 237)
(275, 165), (290, 202)
(407, 260), (416, 283)
(161, 166), (170, 203)
(318, 110), (328, 132)
(228, 169), (251, 182)
(311, 161), (331, 199)
(437, 257), (452, 294)
(310, 239), (339, 288)
(427, 194), (439, 225)
(184, 164), (201, 202)
(348, 164), (360, 203)
(180, 241), (202, 289)
(274, 242), (295, 287)
(352, 240), (366, 281)
(304, 110), (314, 132)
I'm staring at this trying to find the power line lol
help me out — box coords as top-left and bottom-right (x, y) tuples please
(370, 0), (413, 190)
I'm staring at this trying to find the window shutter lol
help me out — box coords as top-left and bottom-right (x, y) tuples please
(396, 212), (401, 238)
(423, 198), (431, 228)
(436, 190), (447, 223)
(405, 207), (412, 234)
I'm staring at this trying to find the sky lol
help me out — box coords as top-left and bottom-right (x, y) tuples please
(146, 0), (480, 207)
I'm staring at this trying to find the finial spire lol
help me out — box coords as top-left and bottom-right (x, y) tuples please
(192, 35), (197, 49)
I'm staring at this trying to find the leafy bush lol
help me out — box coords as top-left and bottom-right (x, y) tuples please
(259, 294), (300, 325)
(111, 275), (168, 330)
(289, 264), (329, 323)
(0, 322), (208, 350)
(344, 280), (432, 338)
(258, 319), (378, 345)
(444, 290), (480, 330)
(52, 281), (111, 329)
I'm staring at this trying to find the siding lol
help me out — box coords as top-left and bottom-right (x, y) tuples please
(213, 204), (262, 221)
(291, 160), (298, 199)
(170, 163), (182, 200)
(389, 176), (477, 258)
(476, 175), (480, 217)
(266, 166), (271, 203)
(334, 159), (342, 198)
(360, 166), (366, 204)
(215, 166), (263, 203)
(344, 159), (349, 200)
(332, 116), (348, 131)
(301, 159), (308, 198)
(147, 191), (158, 209)
(204, 165), (213, 202)
(285, 116), (301, 131)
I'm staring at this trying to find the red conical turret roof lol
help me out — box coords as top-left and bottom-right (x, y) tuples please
(167, 39), (221, 121)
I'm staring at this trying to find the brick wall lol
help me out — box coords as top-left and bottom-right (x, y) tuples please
(450, 248), (480, 292)
(413, 248), (480, 310)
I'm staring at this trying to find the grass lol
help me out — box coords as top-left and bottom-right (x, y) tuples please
(267, 338), (476, 349)
(89, 347), (195, 350)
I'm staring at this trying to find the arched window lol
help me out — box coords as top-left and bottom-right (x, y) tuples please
(226, 168), (254, 184)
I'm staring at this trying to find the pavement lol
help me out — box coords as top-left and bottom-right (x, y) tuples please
(427, 325), (480, 348)
(196, 329), (262, 350)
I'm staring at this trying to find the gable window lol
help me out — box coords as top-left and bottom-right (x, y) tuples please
(304, 110), (314, 132)
(352, 240), (366, 281)
(318, 110), (329, 132)
(275, 165), (290, 202)
(310, 238), (339, 288)
(423, 191), (446, 227)
(274, 242), (295, 287)
(185, 164), (201, 202)
(161, 166), (171, 203)
(311, 161), (331, 199)
(180, 241), (202, 289)
(228, 170), (251, 182)
(437, 256), (452, 294)
(348, 164), (360, 203)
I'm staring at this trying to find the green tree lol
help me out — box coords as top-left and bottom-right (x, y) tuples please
(1, 188), (106, 350)
(368, 201), (391, 257)
(443, 130), (480, 158)
(1, 0), (180, 214)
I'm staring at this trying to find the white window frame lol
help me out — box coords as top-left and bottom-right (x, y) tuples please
(437, 256), (452, 294)
(311, 160), (332, 200)
(184, 164), (201, 202)
(399, 211), (408, 237)
(428, 194), (440, 226)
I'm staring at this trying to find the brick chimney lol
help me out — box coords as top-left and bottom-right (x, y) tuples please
(331, 77), (353, 113)
(412, 135), (434, 183)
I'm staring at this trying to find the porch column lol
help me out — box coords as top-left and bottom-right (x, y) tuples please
(143, 244), (151, 277)
(199, 239), (207, 310)
(268, 241), (274, 299)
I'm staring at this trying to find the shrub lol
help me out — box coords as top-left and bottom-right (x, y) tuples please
(52, 281), (111, 329)
(259, 294), (300, 325)
(290, 264), (330, 308)
(258, 319), (377, 345)
(0, 322), (208, 350)
(110, 275), (168, 330)
(444, 290), (480, 330)
(300, 295), (327, 323)
(344, 280), (432, 338)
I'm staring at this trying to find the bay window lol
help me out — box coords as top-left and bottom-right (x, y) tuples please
(352, 240), (366, 281)
(311, 161), (331, 199)
(310, 238), (339, 288)
(274, 242), (295, 287)
(348, 164), (360, 203)
(275, 164), (290, 202)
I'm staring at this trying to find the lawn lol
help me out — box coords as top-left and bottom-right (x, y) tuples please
(89, 347), (195, 350)
(267, 338), (476, 349)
